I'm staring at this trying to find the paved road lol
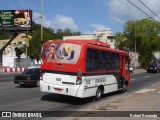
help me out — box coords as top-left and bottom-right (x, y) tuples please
(0, 72), (21, 82)
(0, 72), (160, 119)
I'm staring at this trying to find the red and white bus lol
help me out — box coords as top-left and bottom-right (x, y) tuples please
(40, 40), (130, 100)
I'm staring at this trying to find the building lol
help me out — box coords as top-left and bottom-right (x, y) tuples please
(0, 33), (32, 67)
(0, 33), (29, 55)
(154, 52), (160, 61)
(63, 30), (115, 48)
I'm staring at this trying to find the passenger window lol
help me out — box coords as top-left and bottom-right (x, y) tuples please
(111, 53), (120, 70)
(86, 48), (99, 72)
(99, 51), (110, 71)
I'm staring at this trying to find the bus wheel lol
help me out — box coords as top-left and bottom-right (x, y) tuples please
(95, 87), (102, 101)
(122, 83), (128, 93)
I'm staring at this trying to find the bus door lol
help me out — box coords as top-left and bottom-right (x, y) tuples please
(118, 55), (125, 89)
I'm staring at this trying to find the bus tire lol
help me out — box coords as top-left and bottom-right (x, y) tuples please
(95, 87), (103, 101)
(122, 82), (128, 93)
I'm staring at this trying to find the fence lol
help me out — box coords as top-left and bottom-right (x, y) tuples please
(0, 63), (27, 73)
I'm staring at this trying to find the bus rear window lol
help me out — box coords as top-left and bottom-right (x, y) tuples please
(43, 43), (81, 64)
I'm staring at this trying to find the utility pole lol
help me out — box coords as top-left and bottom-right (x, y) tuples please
(41, 0), (43, 43)
(135, 20), (137, 69)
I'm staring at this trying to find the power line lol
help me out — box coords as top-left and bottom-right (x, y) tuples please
(126, 0), (160, 24)
(139, 0), (160, 20)
(126, 0), (151, 18)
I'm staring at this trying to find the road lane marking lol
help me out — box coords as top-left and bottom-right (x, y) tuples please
(131, 79), (136, 81)
(134, 89), (156, 94)
(144, 76), (149, 78)
(158, 91), (160, 94)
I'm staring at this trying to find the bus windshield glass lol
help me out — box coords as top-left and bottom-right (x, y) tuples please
(43, 43), (81, 64)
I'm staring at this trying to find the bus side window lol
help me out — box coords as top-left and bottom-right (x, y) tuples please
(105, 52), (110, 70)
(86, 48), (99, 72)
(111, 53), (120, 70)
(100, 51), (106, 71)
(99, 51), (111, 71)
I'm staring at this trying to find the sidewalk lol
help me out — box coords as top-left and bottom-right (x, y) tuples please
(63, 81), (160, 120)
(56, 70), (159, 120)
(132, 68), (146, 74)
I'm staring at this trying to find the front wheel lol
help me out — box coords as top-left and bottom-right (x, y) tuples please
(121, 83), (128, 93)
(95, 87), (102, 101)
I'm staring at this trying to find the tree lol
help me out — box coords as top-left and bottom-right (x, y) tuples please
(28, 23), (58, 62)
(0, 31), (11, 40)
(114, 32), (128, 50)
(15, 47), (24, 66)
(28, 22), (81, 62)
(115, 18), (160, 68)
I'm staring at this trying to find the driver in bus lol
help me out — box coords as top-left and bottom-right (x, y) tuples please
(45, 44), (56, 62)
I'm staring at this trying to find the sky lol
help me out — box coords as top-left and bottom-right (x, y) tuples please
(1, 0), (160, 34)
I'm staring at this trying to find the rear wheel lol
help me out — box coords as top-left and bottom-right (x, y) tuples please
(156, 69), (160, 73)
(121, 82), (128, 93)
(95, 87), (102, 101)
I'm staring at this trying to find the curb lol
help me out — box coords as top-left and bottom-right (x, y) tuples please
(1, 67), (27, 73)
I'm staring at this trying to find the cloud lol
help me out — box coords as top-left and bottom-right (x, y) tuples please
(83, 30), (95, 35)
(33, 12), (52, 28)
(90, 24), (111, 31)
(82, 24), (111, 34)
(106, 0), (160, 21)
(33, 12), (78, 31)
(53, 14), (78, 31)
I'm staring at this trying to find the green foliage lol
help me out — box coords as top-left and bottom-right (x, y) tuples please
(0, 31), (11, 40)
(114, 32), (127, 50)
(15, 47), (24, 64)
(114, 18), (160, 68)
(15, 47), (24, 58)
(27, 22), (81, 62)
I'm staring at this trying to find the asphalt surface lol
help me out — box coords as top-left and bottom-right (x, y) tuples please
(0, 71), (160, 120)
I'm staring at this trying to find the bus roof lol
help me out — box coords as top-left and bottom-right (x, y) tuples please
(44, 39), (110, 47)
(44, 39), (126, 54)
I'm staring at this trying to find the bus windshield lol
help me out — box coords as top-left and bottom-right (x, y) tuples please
(43, 42), (81, 64)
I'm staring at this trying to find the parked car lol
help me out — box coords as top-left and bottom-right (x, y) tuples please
(147, 63), (160, 73)
(14, 67), (40, 87)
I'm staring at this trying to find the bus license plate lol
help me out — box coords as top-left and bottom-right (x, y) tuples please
(54, 88), (63, 92)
